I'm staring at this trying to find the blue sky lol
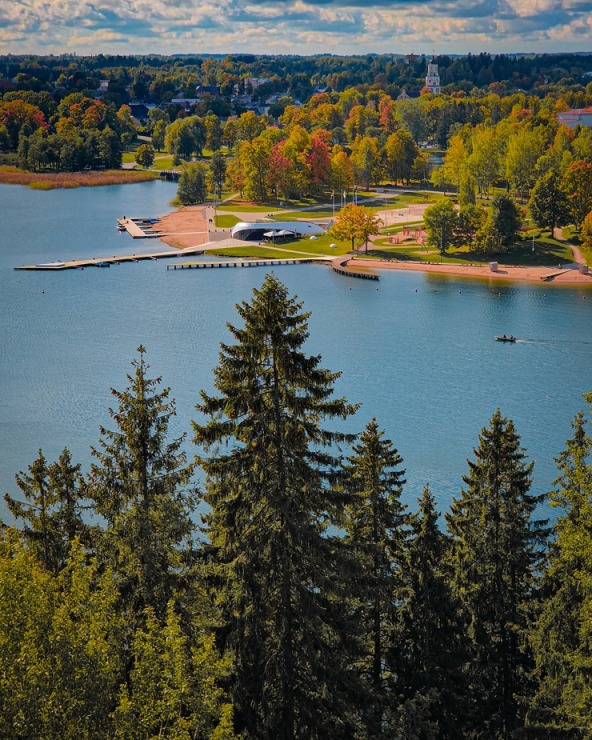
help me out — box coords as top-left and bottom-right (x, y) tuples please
(1, 0), (591, 56)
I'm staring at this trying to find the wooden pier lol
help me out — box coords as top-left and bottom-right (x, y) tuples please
(167, 258), (314, 271)
(117, 217), (163, 238)
(15, 247), (205, 271)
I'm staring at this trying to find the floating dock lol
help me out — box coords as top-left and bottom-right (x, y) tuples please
(117, 217), (163, 238)
(15, 247), (205, 271)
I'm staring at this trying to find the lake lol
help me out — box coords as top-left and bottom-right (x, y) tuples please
(1, 180), (591, 520)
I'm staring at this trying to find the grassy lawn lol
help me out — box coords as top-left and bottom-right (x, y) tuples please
(206, 246), (319, 259)
(366, 236), (575, 267)
(214, 214), (241, 228)
(270, 210), (334, 220)
(209, 234), (350, 258)
(216, 203), (279, 213)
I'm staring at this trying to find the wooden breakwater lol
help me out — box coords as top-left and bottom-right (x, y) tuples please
(331, 256), (379, 280)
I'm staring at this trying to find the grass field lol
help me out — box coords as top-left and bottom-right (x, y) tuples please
(216, 203), (278, 213)
(368, 237), (575, 267)
(214, 214), (241, 228)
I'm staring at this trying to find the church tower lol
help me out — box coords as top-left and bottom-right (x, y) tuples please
(425, 59), (441, 94)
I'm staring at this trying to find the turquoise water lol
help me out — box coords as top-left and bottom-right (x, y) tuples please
(1, 181), (591, 519)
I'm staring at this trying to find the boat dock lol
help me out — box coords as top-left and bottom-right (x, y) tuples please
(15, 247), (206, 271)
(117, 217), (163, 238)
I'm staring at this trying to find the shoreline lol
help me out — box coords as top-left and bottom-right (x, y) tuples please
(155, 204), (592, 288)
(347, 258), (592, 287)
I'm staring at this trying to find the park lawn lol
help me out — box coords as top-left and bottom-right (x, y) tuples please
(270, 210), (334, 220)
(214, 214), (241, 228)
(397, 191), (443, 204)
(367, 236), (575, 267)
(206, 246), (317, 259)
(216, 202), (279, 213)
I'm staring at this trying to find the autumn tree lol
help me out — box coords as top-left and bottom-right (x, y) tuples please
(562, 159), (592, 231)
(330, 203), (382, 252)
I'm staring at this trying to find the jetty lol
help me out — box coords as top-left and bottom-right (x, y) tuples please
(331, 256), (379, 281)
(15, 246), (206, 271)
(117, 217), (163, 238)
(167, 258), (318, 270)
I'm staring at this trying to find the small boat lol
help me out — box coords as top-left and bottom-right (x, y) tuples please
(96, 261), (111, 268)
(495, 335), (516, 343)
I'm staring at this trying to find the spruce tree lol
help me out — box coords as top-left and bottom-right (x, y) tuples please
(194, 274), (362, 739)
(88, 346), (196, 623)
(4, 448), (88, 573)
(397, 486), (468, 738)
(446, 409), (546, 737)
(343, 418), (407, 736)
(529, 408), (592, 733)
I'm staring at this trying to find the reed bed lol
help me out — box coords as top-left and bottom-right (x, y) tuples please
(0, 167), (158, 189)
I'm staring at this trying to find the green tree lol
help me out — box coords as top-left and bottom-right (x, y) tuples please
(396, 486), (469, 738)
(151, 118), (166, 152)
(505, 126), (546, 200)
(177, 161), (208, 205)
(529, 169), (570, 234)
(193, 274), (362, 739)
(209, 149), (227, 200)
(343, 419), (407, 736)
(562, 159), (592, 231)
(88, 346), (196, 623)
(476, 193), (522, 256)
(135, 142), (155, 169)
(330, 203), (382, 252)
(3, 448), (88, 573)
(424, 197), (458, 254)
(468, 126), (502, 198)
(446, 410), (546, 737)
(529, 405), (592, 733)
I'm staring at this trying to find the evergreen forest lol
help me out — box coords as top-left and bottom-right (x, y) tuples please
(2, 273), (592, 738)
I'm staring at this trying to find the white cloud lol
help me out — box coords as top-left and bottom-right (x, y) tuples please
(0, 0), (591, 54)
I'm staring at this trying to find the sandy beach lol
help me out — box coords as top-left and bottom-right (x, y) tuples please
(157, 206), (210, 249)
(346, 258), (592, 286)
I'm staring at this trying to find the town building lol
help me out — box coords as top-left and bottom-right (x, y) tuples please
(424, 59), (441, 94)
(557, 107), (592, 129)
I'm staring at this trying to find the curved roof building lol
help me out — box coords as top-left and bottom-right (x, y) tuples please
(231, 221), (325, 241)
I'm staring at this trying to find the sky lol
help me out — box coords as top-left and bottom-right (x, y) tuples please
(1, 0), (591, 57)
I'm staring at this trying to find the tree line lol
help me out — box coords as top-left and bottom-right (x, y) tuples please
(2, 52), (592, 106)
(2, 274), (592, 738)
